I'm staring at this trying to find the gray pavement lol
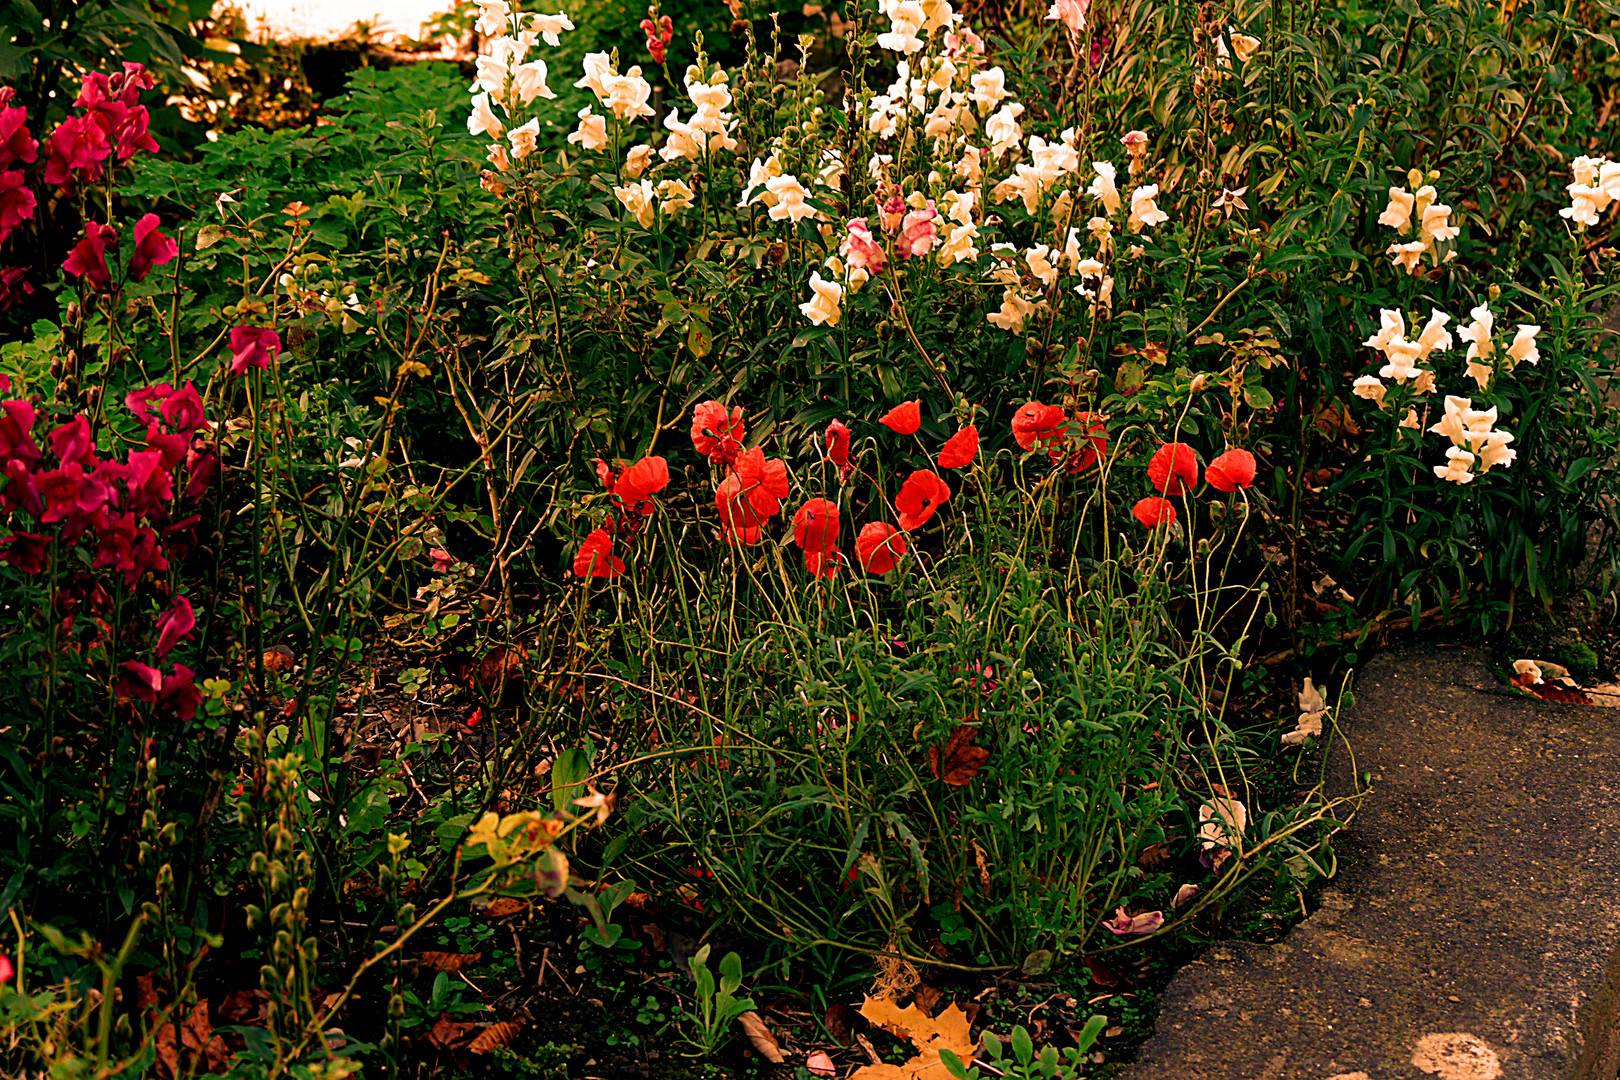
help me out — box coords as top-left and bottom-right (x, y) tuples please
(1117, 644), (1620, 1080)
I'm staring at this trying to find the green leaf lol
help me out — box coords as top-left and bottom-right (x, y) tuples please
(344, 784), (391, 835)
(939, 1048), (970, 1079)
(1073, 1013), (1108, 1053)
(1011, 1025), (1034, 1068)
(551, 747), (591, 812)
(688, 320), (713, 358)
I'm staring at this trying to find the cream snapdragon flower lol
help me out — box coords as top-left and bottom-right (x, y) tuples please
(765, 173), (817, 224)
(988, 289), (1039, 333)
(1506, 324), (1541, 367)
(657, 179), (696, 215)
(1433, 446), (1477, 484)
(468, 92), (503, 138)
(530, 12), (575, 46)
(799, 272), (844, 326)
(1128, 184), (1169, 232)
(1089, 162), (1121, 214)
(614, 179), (656, 228)
(567, 107), (607, 151)
(1378, 187), (1415, 233)
(984, 103), (1025, 158)
(511, 59), (557, 105)
(508, 118), (540, 160)
(970, 67), (1009, 110)
(1352, 374), (1387, 408)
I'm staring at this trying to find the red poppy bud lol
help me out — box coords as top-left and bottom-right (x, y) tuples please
(855, 521), (907, 573)
(880, 400), (922, 435)
(1147, 442), (1200, 495)
(937, 425), (979, 469)
(1206, 448), (1257, 492)
(1132, 496), (1177, 528)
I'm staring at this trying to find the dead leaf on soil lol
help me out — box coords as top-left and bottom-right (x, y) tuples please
(911, 984), (943, 1017)
(826, 1002), (857, 1046)
(807, 1050), (838, 1077)
(927, 725), (989, 786)
(469, 1020), (524, 1054)
(426, 1016), (479, 1050)
(1510, 664), (1594, 705)
(418, 950), (484, 972)
(1084, 955), (1122, 988)
(737, 1011), (785, 1063)
(853, 996), (979, 1079)
(478, 897), (528, 918)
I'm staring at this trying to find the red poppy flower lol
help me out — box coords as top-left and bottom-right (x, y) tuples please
(1011, 401), (1067, 452)
(1147, 442), (1200, 495)
(1206, 448), (1257, 492)
(573, 528), (625, 577)
(937, 425), (979, 469)
(855, 521), (907, 573)
(824, 419), (852, 479)
(229, 326), (281, 376)
(1066, 413), (1108, 473)
(895, 469), (950, 531)
(731, 447), (790, 518)
(792, 497), (840, 552)
(615, 455), (669, 512)
(880, 400), (922, 435)
(715, 474), (766, 545)
(803, 549), (839, 578)
(1132, 496), (1176, 528)
(691, 400), (745, 464)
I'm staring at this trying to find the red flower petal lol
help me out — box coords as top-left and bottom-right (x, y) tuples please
(1132, 496), (1176, 528)
(1147, 442), (1200, 495)
(1011, 401), (1067, 452)
(792, 497), (840, 552)
(572, 528), (625, 577)
(855, 521), (907, 573)
(895, 469), (950, 531)
(937, 425), (979, 469)
(1206, 448), (1257, 493)
(880, 400), (922, 435)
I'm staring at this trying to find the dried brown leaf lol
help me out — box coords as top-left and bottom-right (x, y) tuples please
(927, 726), (988, 786)
(469, 1020), (524, 1054)
(737, 1011), (785, 1063)
(826, 1002), (857, 1046)
(853, 997), (979, 1080)
(418, 950), (484, 973)
(426, 1016), (478, 1050)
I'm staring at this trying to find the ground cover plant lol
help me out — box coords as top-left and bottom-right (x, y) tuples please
(0, 0), (1618, 1074)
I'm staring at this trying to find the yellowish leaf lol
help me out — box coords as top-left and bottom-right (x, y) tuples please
(852, 997), (978, 1079)
(737, 1011), (785, 1063)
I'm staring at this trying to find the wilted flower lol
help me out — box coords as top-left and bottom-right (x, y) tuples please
(1104, 907), (1163, 936)
(1199, 797), (1247, 851)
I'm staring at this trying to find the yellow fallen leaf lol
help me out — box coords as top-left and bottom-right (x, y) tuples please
(852, 997), (978, 1079)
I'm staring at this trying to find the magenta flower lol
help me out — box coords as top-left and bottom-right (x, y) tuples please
(0, 101), (37, 168)
(0, 951), (12, 984)
(0, 171), (35, 243)
(127, 214), (176, 282)
(42, 115), (111, 187)
(161, 383), (205, 434)
(116, 659), (163, 701)
(116, 64), (157, 105)
(159, 664), (201, 722)
(49, 414), (98, 467)
(229, 326), (282, 375)
(0, 399), (39, 461)
(144, 426), (187, 470)
(183, 448), (218, 500)
(62, 222), (118, 290)
(1, 460), (41, 516)
(155, 595), (195, 658)
(35, 462), (108, 523)
(123, 449), (174, 514)
(0, 268), (30, 312)
(0, 530), (49, 574)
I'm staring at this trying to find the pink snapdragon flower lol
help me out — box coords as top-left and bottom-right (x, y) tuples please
(62, 222), (118, 289)
(229, 327), (282, 375)
(127, 214), (177, 282)
(839, 218), (886, 272)
(898, 201), (939, 258)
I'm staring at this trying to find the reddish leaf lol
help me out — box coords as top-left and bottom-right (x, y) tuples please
(426, 1016), (478, 1050)
(418, 950), (483, 973)
(927, 725), (989, 786)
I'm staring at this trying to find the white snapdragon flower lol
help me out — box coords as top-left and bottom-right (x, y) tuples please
(867, 95), (901, 139)
(984, 103), (1025, 158)
(511, 59), (557, 104)
(739, 156), (782, 207)
(468, 92), (503, 138)
(508, 118), (540, 160)
(567, 107), (607, 151)
(1363, 308), (1406, 353)
(937, 221), (979, 266)
(657, 179), (696, 215)
(614, 179), (657, 227)
(624, 144), (653, 178)
(1506, 324), (1541, 367)
(604, 67), (655, 121)
(987, 288), (1039, 333)
(1127, 184), (1168, 232)
(475, 0), (510, 37)
(1352, 374), (1387, 408)
(1378, 338), (1424, 382)
(576, 52), (615, 99)
(1477, 430), (1516, 472)
(1378, 186), (1415, 233)
(877, 0), (928, 53)
(1414, 310), (1452, 360)
(1419, 202), (1459, 248)
(1387, 240), (1427, 273)
(1216, 27), (1261, 65)
(1427, 395), (1474, 447)
(530, 12), (575, 46)
(765, 173), (817, 223)
(1433, 446), (1477, 484)
(970, 67), (1008, 110)
(1089, 161), (1120, 214)
(1026, 244), (1059, 287)
(799, 272), (844, 325)
(661, 112), (703, 162)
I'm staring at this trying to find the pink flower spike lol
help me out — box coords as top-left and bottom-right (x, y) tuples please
(155, 595), (196, 659)
(229, 326), (282, 376)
